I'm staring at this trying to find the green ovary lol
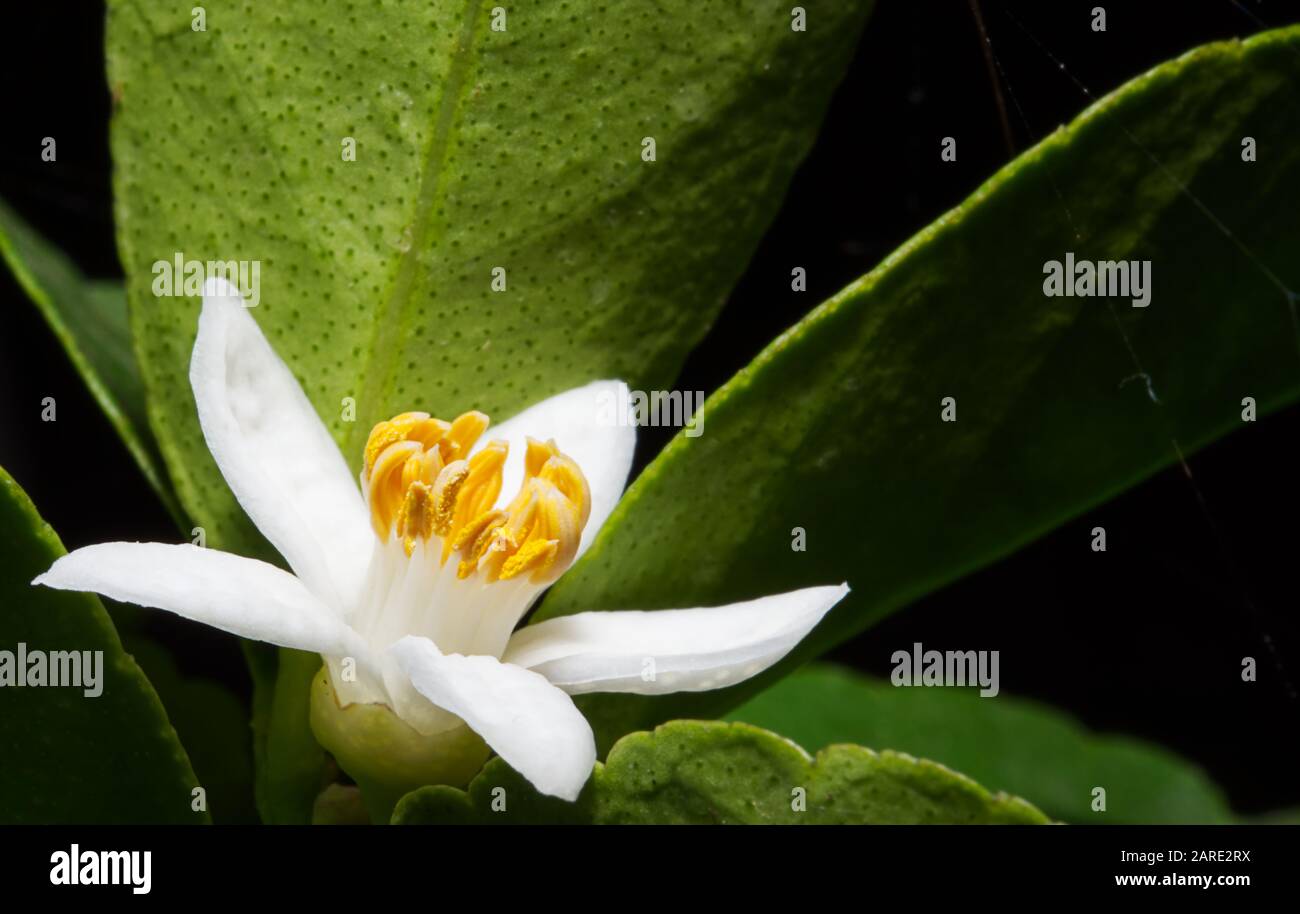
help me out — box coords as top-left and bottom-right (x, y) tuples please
(309, 666), (489, 823)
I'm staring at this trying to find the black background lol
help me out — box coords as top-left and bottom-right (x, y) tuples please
(1, 0), (1297, 816)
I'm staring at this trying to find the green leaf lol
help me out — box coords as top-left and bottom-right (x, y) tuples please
(117, 633), (258, 823)
(392, 719), (1048, 824)
(106, 0), (872, 821)
(241, 639), (279, 821)
(0, 466), (206, 823)
(0, 199), (183, 527)
(540, 26), (1300, 745)
(106, 0), (873, 562)
(728, 664), (1233, 824)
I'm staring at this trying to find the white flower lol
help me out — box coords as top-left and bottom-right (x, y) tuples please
(34, 279), (849, 804)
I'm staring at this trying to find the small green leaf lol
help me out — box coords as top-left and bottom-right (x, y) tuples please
(237, 629), (330, 824)
(392, 719), (1048, 824)
(0, 466), (206, 823)
(107, 0), (874, 562)
(541, 26), (1300, 746)
(241, 639), (279, 822)
(259, 649), (332, 824)
(0, 199), (183, 527)
(728, 664), (1232, 824)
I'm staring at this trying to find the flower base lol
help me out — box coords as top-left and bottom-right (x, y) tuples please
(309, 666), (489, 823)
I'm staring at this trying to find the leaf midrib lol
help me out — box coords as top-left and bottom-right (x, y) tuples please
(347, 0), (487, 462)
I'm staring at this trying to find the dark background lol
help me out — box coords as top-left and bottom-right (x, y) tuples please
(2, 1), (1297, 815)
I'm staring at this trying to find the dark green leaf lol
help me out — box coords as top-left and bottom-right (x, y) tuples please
(541, 26), (1300, 747)
(0, 466), (206, 823)
(119, 633), (258, 823)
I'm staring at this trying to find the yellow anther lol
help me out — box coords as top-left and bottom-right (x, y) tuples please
(361, 409), (590, 583)
(364, 425), (404, 476)
(367, 440), (422, 538)
(431, 461), (470, 537)
(470, 478), (579, 583)
(395, 482), (435, 556)
(441, 441), (507, 562)
(524, 437), (559, 479)
(536, 453), (591, 531)
(407, 416), (451, 450)
(526, 478), (583, 576)
(502, 483), (542, 547)
(397, 449), (442, 497)
(473, 488), (535, 581)
(365, 412), (432, 474)
(452, 508), (508, 555)
(439, 411), (489, 462)
(417, 447), (445, 486)
(363, 410), (487, 544)
(498, 538), (560, 582)
(400, 452), (423, 492)
(455, 510), (509, 578)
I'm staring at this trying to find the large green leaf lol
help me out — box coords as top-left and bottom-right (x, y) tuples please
(728, 664), (1233, 824)
(540, 26), (1300, 746)
(107, 0), (871, 821)
(392, 720), (1048, 824)
(0, 466), (206, 823)
(0, 199), (183, 526)
(107, 0), (872, 562)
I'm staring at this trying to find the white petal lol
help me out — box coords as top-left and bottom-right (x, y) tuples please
(191, 278), (371, 610)
(390, 636), (596, 801)
(33, 542), (365, 657)
(503, 584), (850, 695)
(477, 380), (635, 558)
